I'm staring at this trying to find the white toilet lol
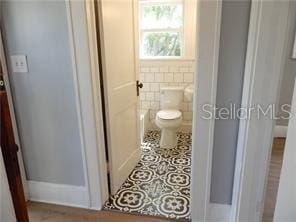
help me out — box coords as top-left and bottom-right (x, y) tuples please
(155, 86), (184, 148)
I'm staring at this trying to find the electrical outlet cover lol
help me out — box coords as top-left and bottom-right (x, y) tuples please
(10, 55), (29, 73)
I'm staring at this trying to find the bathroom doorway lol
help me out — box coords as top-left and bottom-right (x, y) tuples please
(0, 0), (223, 221)
(99, 0), (196, 220)
(92, 0), (222, 221)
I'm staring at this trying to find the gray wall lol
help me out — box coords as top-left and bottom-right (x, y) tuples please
(0, 1), (85, 186)
(211, 0), (250, 204)
(277, 1), (296, 126)
(0, 0), (253, 202)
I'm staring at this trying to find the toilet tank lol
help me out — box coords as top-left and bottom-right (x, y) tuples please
(160, 86), (184, 110)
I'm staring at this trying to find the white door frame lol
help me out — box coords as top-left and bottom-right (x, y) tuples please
(66, 0), (108, 209)
(190, 1), (223, 221)
(81, 0), (223, 220)
(230, 1), (290, 222)
(273, 79), (296, 221)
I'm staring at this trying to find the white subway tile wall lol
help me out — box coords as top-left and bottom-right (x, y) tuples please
(139, 60), (195, 124)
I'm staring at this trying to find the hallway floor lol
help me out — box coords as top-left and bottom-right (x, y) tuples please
(104, 131), (191, 220)
(262, 138), (285, 222)
(28, 201), (172, 222)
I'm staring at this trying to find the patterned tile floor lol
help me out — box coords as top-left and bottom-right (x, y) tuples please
(104, 130), (191, 220)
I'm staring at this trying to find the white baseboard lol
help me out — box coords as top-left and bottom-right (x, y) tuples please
(191, 204), (231, 222)
(28, 180), (89, 208)
(274, 125), (288, 138)
(208, 204), (231, 222)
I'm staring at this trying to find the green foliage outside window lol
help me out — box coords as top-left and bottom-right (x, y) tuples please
(142, 5), (182, 29)
(142, 32), (181, 57)
(140, 3), (183, 57)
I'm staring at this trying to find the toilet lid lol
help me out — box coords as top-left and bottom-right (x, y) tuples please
(157, 110), (182, 120)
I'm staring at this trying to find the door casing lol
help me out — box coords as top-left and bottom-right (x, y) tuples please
(85, 0), (223, 221)
(230, 1), (290, 222)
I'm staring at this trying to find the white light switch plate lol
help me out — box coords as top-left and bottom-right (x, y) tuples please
(10, 55), (29, 73)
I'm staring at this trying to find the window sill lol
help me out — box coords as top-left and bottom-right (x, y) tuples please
(139, 57), (195, 62)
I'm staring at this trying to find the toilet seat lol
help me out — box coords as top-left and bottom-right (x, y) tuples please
(155, 109), (182, 148)
(156, 109), (182, 120)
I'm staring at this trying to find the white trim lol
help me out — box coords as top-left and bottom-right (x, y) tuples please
(231, 1), (290, 222)
(28, 181), (89, 208)
(292, 28), (296, 59)
(139, 58), (195, 62)
(139, 0), (183, 6)
(274, 125), (288, 138)
(65, 1), (106, 209)
(190, 1), (222, 221)
(207, 204), (231, 222)
(192, 204), (231, 222)
(65, 1), (91, 208)
(84, 0), (109, 206)
(84, 0), (223, 219)
(273, 80), (296, 222)
(140, 28), (182, 32)
(230, 2), (262, 220)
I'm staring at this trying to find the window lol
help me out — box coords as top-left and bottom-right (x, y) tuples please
(139, 1), (184, 58)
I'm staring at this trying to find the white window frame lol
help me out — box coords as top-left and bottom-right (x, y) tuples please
(138, 0), (184, 59)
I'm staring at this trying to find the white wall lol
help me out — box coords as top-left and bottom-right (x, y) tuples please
(273, 4), (296, 219)
(274, 79), (296, 221)
(0, 148), (16, 222)
(139, 60), (195, 126)
(276, 1), (296, 127)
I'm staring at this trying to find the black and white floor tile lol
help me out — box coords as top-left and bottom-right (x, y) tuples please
(103, 130), (192, 220)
